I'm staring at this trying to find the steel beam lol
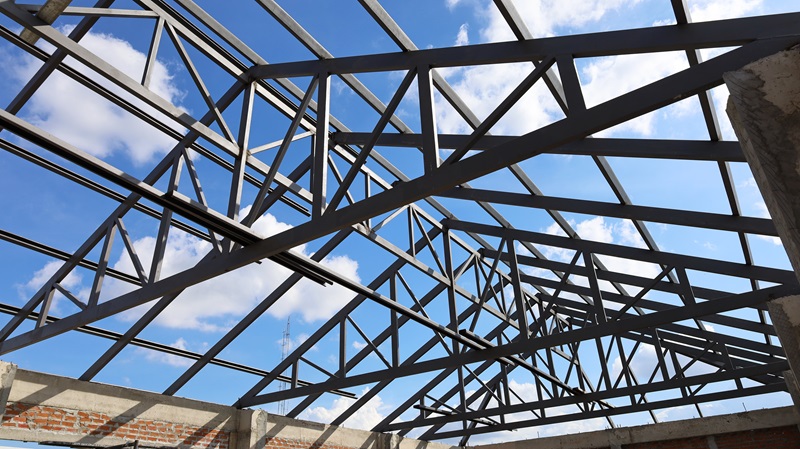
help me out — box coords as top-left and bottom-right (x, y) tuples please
(332, 133), (746, 161)
(237, 283), (795, 406)
(441, 187), (775, 235)
(248, 14), (800, 78)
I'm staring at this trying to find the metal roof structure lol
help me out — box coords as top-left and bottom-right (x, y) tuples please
(1, 0), (799, 444)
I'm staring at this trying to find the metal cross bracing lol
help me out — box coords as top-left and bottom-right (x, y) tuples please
(0, 0), (799, 443)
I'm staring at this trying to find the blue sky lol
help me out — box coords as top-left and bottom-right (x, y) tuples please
(0, 0), (799, 444)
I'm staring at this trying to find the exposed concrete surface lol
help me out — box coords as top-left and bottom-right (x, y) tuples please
(725, 45), (800, 281)
(0, 362), (16, 420)
(0, 362), (456, 449)
(0, 362), (796, 449)
(265, 414), (452, 449)
(725, 41), (800, 415)
(471, 407), (799, 449)
(4, 364), (239, 433)
(0, 362), (236, 447)
(768, 296), (800, 410)
(234, 409), (268, 449)
(785, 370), (800, 413)
(19, 0), (72, 45)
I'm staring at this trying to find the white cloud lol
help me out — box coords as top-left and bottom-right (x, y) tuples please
(331, 77), (351, 96)
(467, 379), (606, 444)
(688, 0), (763, 22)
(432, 53), (563, 135)
(455, 24), (470, 46)
(537, 412), (606, 437)
(538, 217), (647, 255)
(435, 0), (697, 142)
(479, 0), (643, 42)
(24, 260), (82, 292)
(754, 202), (781, 245)
(508, 379), (538, 400)
(137, 337), (206, 368)
(435, 0), (772, 143)
(652, 18), (677, 26)
(19, 260), (86, 314)
(614, 220), (648, 249)
(580, 52), (689, 137)
(571, 218), (659, 294)
(736, 178), (781, 245)
(756, 235), (783, 246)
(708, 84), (737, 140)
(654, 402), (716, 421)
(521, 217), (659, 301)
(445, 0), (464, 10)
(575, 216), (614, 244)
(352, 341), (368, 350)
(302, 387), (387, 430)
(116, 212), (358, 331)
(22, 210), (360, 332)
(754, 201), (771, 219)
(611, 344), (659, 383)
(739, 177), (757, 189)
(1, 27), (184, 165)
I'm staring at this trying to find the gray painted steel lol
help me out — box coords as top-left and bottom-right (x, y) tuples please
(0, 0), (798, 443)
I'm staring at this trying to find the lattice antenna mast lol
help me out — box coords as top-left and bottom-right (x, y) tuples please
(278, 316), (291, 415)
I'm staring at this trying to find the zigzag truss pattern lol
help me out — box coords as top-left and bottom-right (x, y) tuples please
(0, 0), (799, 443)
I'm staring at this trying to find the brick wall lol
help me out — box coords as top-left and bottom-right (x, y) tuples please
(0, 364), (796, 449)
(473, 408), (800, 449)
(2, 402), (799, 449)
(2, 402), (230, 448)
(0, 365), (456, 449)
(624, 435), (709, 449)
(713, 426), (800, 449)
(574, 425), (800, 449)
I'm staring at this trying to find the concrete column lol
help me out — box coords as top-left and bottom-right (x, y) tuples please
(724, 45), (800, 280)
(234, 409), (267, 449)
(725, 45), (800, 411)
(784, 370), (800, 411)
(767, 296), (800, 412)
(0, 361), (16, 420)
(19, 0), (72, 45)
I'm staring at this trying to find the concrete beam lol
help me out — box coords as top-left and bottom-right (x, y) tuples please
(471, 407), (799, 449)
(19, 0), (72, 45)
(0, 362), (455, 449)
(724, 45), (800, 281)
(0, 362), (238, 447)
(264, 414), (443, 449)
(0, 366), (796, 449)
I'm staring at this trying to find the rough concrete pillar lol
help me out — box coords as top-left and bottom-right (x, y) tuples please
(767, 296), (800, 411)
(784, 370), (800, 411)
(725, 45), (800, 412)
(234, 409), (268, 449)
(724, 45), (800, 280)
(375, 432), (402, 449)
(0, 361), (16, 421)
(19, 0), (73, 45)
